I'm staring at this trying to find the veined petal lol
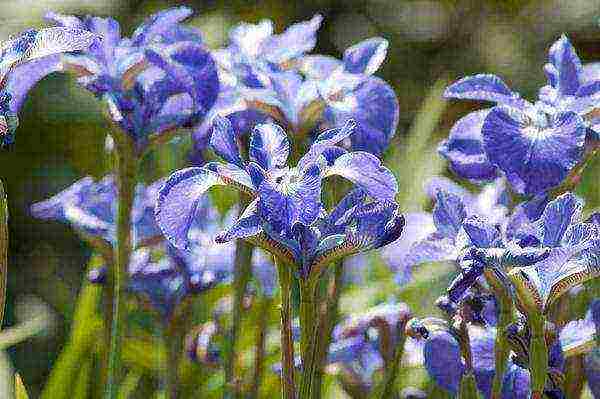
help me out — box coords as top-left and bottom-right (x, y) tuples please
(296, 120), (355, 171)
(324, 151), (398, 202)
(540, 192), (583, 247)
(131, 6), (193, 46)
(249, 122), (290, 170)
(261, 14), (323, 64)
(560, 317), (596, 357)
(343, 37), (388, 75)
(209, 116), (244, 166)
(299, 55), (342, 80)
(482, 106), (586, 195)
(215, 199), (262, 243)
(438, 109), (498, 181)
(204, 162), (254, 192)
(462, 215), (500, 248)
(257, 164), (322, 237)
(563, 223), (599, 247)
(423, 331), (464, 394)
(4, 55), (61, 114)
(400, 233), (458, 271)
(548, 34), (582, 96)
(443, 74), (528, 109)
(21, 27), (97, 63)
(156, 167), (230, 249)
(432, 191), (466, 239)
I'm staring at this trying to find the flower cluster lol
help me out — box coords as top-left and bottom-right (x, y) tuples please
(46, 7), (219, 153)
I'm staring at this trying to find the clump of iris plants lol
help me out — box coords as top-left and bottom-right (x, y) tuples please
(1, 5), (598, 399)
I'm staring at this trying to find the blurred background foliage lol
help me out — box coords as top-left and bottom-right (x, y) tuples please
(1, 0), (600, 397)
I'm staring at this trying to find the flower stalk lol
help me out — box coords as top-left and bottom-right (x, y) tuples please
(528, 313), (548, 399)
(0, 181), (7, 330)
(105, 132), (137, 399)
(299, 279), (319, 399)
(275, 258), (296, 398)
(377, 318), (409, 399)
(250, 295), (272, 399)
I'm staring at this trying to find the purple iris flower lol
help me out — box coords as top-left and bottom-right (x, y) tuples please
(412, 321), (564, 398)
(44, 7), (219, 153)
(0, 26), (96, 146)
(443, 35), (598, 195)
(31, 175), (275, 319)
(448, 192), (598, 306)
(156, 117), (403, 278)
(381, 177), (508, 284)
(30, 175), (163, 248)
(192, 15), (398, 160)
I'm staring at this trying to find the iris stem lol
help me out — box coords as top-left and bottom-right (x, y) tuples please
(528, 313), (548, 399)
(311, 260), (343, 399)
(299, 279), (319, 399)
(275, 258), (296, 398)
(225, 226), (253, 398)
(487, 280), (513, 399)
(0, 181), (7, 331)
(458, 320), (480, 399)
(105, 133), (137, 399)
(163, 322), (180, 399)
(250, 295), (272, 399)
(376, 319), (409, 399)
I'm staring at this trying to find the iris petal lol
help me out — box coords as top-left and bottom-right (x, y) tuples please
(444, 74), (528, 109)
(342, 37), (388, 75)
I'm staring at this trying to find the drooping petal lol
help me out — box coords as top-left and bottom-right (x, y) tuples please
(547, 34), (582, 96)
(215, 199), (263, 243)
(156, 168), (230, 249)
(443, 74), (528, 109)
(131, 6), (193, 46)
(540, 192), (583, 247)
(4, 55), (61, 114)
(400, 233), (458, 271)
(438, 109), (498, 181)
(324, 151), (398, 202)
(343, 37), (388, 75)
(249, 122), (290, 170)
(432, 190), (466, 239)
(209, 116), (244, 166)
(482, 106), (586, 195)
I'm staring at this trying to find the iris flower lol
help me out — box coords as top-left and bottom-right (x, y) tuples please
(442, 35), (599, 194)
(45, 7), (219, 153)
(156, 117), (403, 279)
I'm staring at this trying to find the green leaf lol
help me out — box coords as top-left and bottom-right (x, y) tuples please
(15, 373), (29, 399)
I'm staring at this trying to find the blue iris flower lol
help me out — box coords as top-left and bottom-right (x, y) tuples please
(191, 15), (398, 160)
(156, 117), (403, 278)
(0, 26), (96, 146)
(45, 7), (219, 153)
(442, 35), (599, 195)
(31, 175), (275, 319)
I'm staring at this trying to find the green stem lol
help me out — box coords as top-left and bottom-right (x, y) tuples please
(490, 293), (513, 399)
(528, 314), (548, 399)
(459, 373), (480, 399)
(376, 320), (409, 399)
(0, 181), (7, 330)
(250, 296), (272, 399)
(311, 261), (343, 399)
(299, 280), (319, 399)
(105, 134), (137, 399)
(41, 260), (103, 399)
(225, 233), (253, 398)
(275, 258), (296, 399)
(163, 325), (179, 399)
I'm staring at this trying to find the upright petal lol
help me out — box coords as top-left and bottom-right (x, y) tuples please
(131, 6), (194, 46)
(444, 74), (528, 109)
(209, 116), (244, 166)
(540, 193), (583, 247)
(462, 215), (500, 248)
(249, 123), (290, 170)
(261, 14), (323, 64)
(482, 107), (586, 195)
(343, 37), (388, 75)
(324, 151), (398, 202)
(548, 35), (582, 96)
(432, 191), (466, 239)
